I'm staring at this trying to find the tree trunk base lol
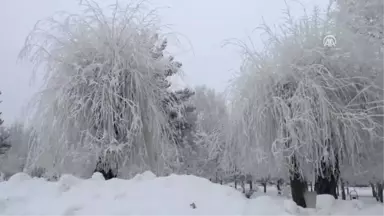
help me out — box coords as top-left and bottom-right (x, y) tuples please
(370, 183), (377, 199)
(291, 177), (307, 208)
(341, 179), (346, 200)
(277, 182), (282, 195)
(376, 183), (383, 203)
(315, 175), (338, 199)
(94, 157), (117, 180)
(262, 183), (267, 193)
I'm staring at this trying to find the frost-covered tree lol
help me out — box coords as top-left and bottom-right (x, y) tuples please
(166, 88), (195, 149)
(151, 36), (195, 150)
(192, 86), (227, 136)
(334, 0), (384, 202)
(0, 123), (30, 174)
(0, 91), (10, 156)
(340, 141), (384, 202)
(19, 0), (186, 178)
(193, 86), (228, 179)
(172, 85), (228, 178)
(335, 0), (383, 45)
(226, 2), (383, 207)
(161, 88), (197, 175)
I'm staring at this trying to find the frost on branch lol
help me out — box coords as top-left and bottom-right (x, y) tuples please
(191, 86), (229, 179)
(226, 2), (383, 182)
(168, 85), (228, 178)
(336, 0), (383, 45)
(19, 0), (184, 177)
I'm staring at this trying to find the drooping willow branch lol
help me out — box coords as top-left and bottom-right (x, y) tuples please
(19, 0), (182, 176)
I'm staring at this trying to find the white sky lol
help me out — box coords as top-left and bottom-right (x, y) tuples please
(0, 0), (327, 124)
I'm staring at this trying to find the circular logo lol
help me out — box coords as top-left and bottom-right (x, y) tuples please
(323, 35), (337, 48)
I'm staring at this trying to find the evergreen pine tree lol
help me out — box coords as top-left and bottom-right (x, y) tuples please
(93, 35), (195, 178)
(0, 91), (10, 155)
(151, 36), (195, 147)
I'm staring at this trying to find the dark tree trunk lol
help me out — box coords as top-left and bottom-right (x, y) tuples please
(340, 178), (346, 200)
(262, 183), (267, 193)
(235, 180), (237, 189)
(277, 184), (281, 194)
(315, 173), (338, 199)
(290, 156), (307, 208)
(220, 179), (223, 185)
(94, 157), (117, 180)
(376, 182), (383, 203)
(370, 182), (377, 199)
(374, 183), (380, 202)
(248, 180), (253, 191)
(282, 101), (306, 207)
(315, 143), (339, 199)
(277, 179), (283, 195)
(380, 187), (383, 203)
(290, 175), (307, 208)
(380, 181), (384, 203)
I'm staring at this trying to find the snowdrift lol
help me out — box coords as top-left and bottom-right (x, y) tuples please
(0, 172), (382, 215)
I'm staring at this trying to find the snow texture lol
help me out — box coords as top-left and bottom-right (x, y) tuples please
(316, 194), (336, 214)
(0, 172), (382, 215)
(91, 172), (105, 181)
(7, 172), (31, 182)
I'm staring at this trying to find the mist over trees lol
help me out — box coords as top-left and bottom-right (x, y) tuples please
(0, 0), (383, 207)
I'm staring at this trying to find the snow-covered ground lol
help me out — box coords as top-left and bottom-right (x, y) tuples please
(0, 172), (382, 215)
(227, 181), (377, 199)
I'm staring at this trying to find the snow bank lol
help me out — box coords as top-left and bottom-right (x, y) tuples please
(0, 172), (382, 215)
(91, 172), (105, 181)
(0, 172), (246, 215)
(8, 172), (31, 182)
(316, 194), (336, 213)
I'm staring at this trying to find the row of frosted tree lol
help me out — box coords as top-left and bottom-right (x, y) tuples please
(0, 0), (383, 207)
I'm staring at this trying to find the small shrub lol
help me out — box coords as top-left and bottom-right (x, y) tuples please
(30, 167), (46, 178)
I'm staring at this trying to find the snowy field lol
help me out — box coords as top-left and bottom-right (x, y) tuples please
(0, 172), (382, 215)
(226, 182), (382, 206)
